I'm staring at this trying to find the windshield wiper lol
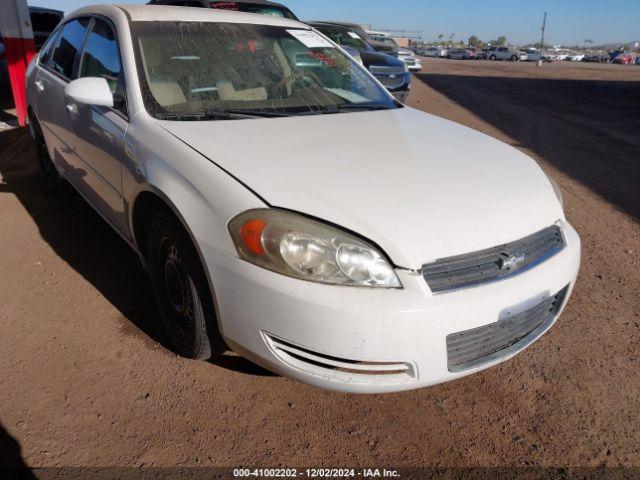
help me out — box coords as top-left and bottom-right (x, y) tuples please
(305, 104), (393, 115)
(204, 108), (293, 118)
(331, 104), (393, 112)
(155, 108), (293, 121)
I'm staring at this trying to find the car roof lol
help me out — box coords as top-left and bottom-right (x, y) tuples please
(72, 3), (304, 27)
(29, 6), (64, 15)
(148, 0), (295, 11)
(311, 20), (368, 33)
(307, 22), (353, 32)
(208, 0), (292, 8)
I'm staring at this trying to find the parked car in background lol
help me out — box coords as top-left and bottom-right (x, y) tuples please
(608, 49), (624, 61)
(27, 4), (580, 394)
(612, 52), (635, 64)
(367, 32), (400, 56)
(30, 7), (65, 50)
(0, 6), (63, 53)
(447, 48), (476, 60)
(469, 48), (484, 59)
(0, 6), (63, 85)
(567, 53), (585, 62)
(553, 52), (570, 61)
(309, 22), (412, 101)
(522, 48), (539, 61)
(635, 56), (640, 65)
(582, 53), (610, 63)
(417, 47), (447, 58)
(486, 46), (524, 61)
(147, 0), (299, 20)
(522, 48), (553, 63)
(396, 48), (422, 71)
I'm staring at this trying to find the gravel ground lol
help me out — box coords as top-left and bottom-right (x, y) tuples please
(0, 58), (639, 476)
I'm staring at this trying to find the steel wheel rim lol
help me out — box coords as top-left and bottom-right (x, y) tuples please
(160, 238), (195, 331)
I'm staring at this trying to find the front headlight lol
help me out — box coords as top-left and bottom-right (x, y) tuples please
(229, 209), (401, 288)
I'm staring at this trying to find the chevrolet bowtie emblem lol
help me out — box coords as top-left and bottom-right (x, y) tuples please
(499, 253), (526, 270)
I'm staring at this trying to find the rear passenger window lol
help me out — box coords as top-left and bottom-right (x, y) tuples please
(79, 18), (122, 94)
(51, 18), (91, 79)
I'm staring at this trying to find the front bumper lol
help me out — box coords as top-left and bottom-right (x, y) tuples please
(203, 221), (580, 393)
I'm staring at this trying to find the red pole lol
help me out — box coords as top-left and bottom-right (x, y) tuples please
(0, 0), (36, 127)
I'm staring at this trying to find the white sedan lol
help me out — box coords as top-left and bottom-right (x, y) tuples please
(26, 4), (580, 393)
(397, 48), (423, 71)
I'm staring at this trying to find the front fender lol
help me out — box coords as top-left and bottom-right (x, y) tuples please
(122, 115), (267, 258)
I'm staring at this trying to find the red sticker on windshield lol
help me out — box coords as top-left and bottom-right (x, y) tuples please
(308, 51), (336, 68)
(209, 2), (239, 10)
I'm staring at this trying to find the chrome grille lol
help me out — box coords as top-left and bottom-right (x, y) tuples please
(369, 66), (406, 75)
(376, 76), (405, 89)
(446, 286), (568, 372)
(422, 225), (565, 293)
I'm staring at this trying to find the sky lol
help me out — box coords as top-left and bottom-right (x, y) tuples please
(29, 0), (640, 46)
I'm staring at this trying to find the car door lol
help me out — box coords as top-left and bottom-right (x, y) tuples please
(65, 16), (129, 234)
(35, 17), (91, 178)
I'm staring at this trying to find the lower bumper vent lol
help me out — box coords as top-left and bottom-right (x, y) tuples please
(264, 334), (416, 384)
(446, 285), (569, 372)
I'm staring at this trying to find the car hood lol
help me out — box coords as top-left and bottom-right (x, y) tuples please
(159, 107), (563, 269)
(359, 50), (405, 68)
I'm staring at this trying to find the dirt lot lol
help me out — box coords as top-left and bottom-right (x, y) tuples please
(1, 58), (639, 475)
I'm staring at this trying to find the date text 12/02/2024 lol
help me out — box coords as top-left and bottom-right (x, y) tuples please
(233, 468), (400, 478)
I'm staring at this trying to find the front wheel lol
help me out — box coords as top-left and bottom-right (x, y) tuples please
(510, 55), (518, 62)
(490, 54), (496, 61)
(146, 212), (222, 360)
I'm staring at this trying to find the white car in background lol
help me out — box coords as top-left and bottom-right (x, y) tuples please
(522, 48), (553, 62)
(397, 48), (422, 71)
(568, 53), (586, 62)
(26, 4), (580, 393)
(487, 46), (526, 61)
(418, 47), (447, 58)
(522, 48), (541, 61)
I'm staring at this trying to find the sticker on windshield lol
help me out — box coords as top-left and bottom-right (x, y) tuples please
(287, 29), (334, 48)
(347, 32), (361, 39)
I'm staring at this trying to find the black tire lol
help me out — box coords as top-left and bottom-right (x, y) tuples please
(510, 55), (518, 62)
(146, 212), (222, 360)
(490, 54), (496, 61)
(29, 114), (63, 193)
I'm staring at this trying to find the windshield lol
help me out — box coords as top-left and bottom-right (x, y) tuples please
(132, 22), (397, 119)
(208, 2), (297, 20)
(316, 28), (372, 52)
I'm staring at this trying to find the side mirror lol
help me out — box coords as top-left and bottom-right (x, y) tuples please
(64, 77), (113, 108)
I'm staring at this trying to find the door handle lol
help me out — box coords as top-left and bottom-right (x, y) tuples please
(66, 103), (78, 115)
(35, 80), (44, 92)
